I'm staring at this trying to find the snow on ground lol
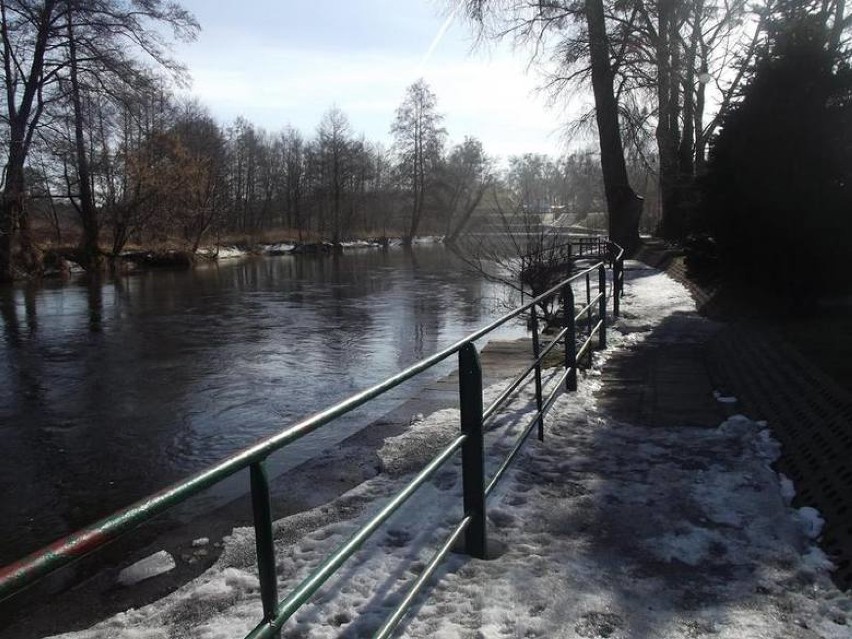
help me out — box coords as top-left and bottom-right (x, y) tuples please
(116, 551), (176, 587)
(49, 262), (852, 639)
(196, 246), (249, 260)
(263, 243), (296, 255)
(339, 240), (382, 249)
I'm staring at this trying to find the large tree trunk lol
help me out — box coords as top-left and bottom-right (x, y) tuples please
(678, 0), (703, 179)
(0, 1), (57, 281)
(0, 130), (42, 280)
(67, 12), (101, 271)
(655, 0), (683, 240)
(0, 141), (25, 282)
(585, 0), (642, 254)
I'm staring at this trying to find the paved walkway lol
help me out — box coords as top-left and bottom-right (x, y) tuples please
(597, 309), (723, 429)
(639, 243), (852, 591)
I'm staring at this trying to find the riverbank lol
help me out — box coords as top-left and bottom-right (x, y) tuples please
(0, 245), (520, 608)
(0, 337), (535, 639)
(38, 236), (447, 279)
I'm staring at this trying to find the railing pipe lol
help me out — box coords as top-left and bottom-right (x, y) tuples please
(576, 322), (603, 365)
(574, 294), (604, 329)
(613, 259), (622, 318)
(482, 362), (535, 423)
(372, 516), (472, 639)
(250, 461), (279, 633)
(529, 304), (545, 441)
(598, 264), (607, 350)
(562, 284), (577, 392)
(484, 406), (542, 497)
(458, 343), (487, 559)
(607, 240), (625, 319)
(483, 320), (572, 424)
(585, 271), (594, 366)
(542, 367), (573, 414)
(244, 435), (467, 639)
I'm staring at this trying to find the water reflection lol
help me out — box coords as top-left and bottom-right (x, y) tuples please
(0, 246), (516, 564)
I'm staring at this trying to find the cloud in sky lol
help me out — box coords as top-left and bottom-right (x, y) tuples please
(173, 0), (583, 160)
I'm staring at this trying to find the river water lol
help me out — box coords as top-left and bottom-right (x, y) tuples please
(0, 245), (519, 567)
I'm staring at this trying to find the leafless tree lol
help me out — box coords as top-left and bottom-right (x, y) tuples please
(391, 79), (446, 243)
(0, 0), (198, 277)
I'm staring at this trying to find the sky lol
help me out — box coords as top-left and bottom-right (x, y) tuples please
(171, 0), (579, 161)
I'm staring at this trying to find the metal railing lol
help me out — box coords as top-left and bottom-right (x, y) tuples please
(0, 240), (626, 638)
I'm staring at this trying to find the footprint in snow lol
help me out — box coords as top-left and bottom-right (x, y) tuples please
(575, 611), (624, 638)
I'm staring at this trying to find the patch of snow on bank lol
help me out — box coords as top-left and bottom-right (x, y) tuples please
(798, 506), (826, 539)
(779, 473), (796, 505)
(197, 245), (248, 260)
(263, 243), (295, 255)
(340, 240), (380, 249)
(116, 551), (176, 587)
(48, 264), (851, 639)
(714, 389), (738, 404)
(377, 408), (459, 476)
(411, 236), (444, 245)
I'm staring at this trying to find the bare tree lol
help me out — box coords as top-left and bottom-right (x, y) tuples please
(391, 79), (445, 244)
(453, 185), (575, 323)
(279, 126), (306, 240)
(0, 0), (198, 278)
(440, 136), (493, 244)
(316, 106), (353, 244)
(0, 0), (62, 279)
(461, 1), (642, 251)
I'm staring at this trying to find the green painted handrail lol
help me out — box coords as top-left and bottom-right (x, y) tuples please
(244, 435), (467, 639)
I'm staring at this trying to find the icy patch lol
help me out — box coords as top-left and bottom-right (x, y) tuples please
(117, 551), (176, 586)
(411, 235), (444, 244)
(713, 389), (738, 404)
(649, 525), (725, 566)
(798, 506), (825, 539)
(199, 246), (247, 260)
(339, 240), (380, 249)
(779, 473), (796, 505)
(377, 408), (459, 475)
(717, 413), (757, 437)
(263, 243), (295, 255)
(754, 428), (782, 465)
(802, 546), (835, 572)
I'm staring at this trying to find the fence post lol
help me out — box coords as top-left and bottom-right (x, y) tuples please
(613, 257), (622, 318)
(250, 461), (280, 635)
(529, 304), (544, 441)
(562, 284), (577, 391)
(585, 271), (593, 367)
(598, 264), (607, 350)
(458, 343), (487, 559)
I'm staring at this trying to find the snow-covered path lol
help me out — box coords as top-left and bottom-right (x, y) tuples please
(50, 265), (851, 639)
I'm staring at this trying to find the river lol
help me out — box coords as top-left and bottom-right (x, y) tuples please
(0, 245), (519, 568)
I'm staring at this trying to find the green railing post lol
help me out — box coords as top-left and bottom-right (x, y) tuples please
(585, 271), (593, 366)
(529, 303), (544, 441)
(614, 260), (622, 318)
(598, 264), (607, 350)
(458, 343), (487, 559)
(250, 461), (280, 636)
(562, 284), (577, 391)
